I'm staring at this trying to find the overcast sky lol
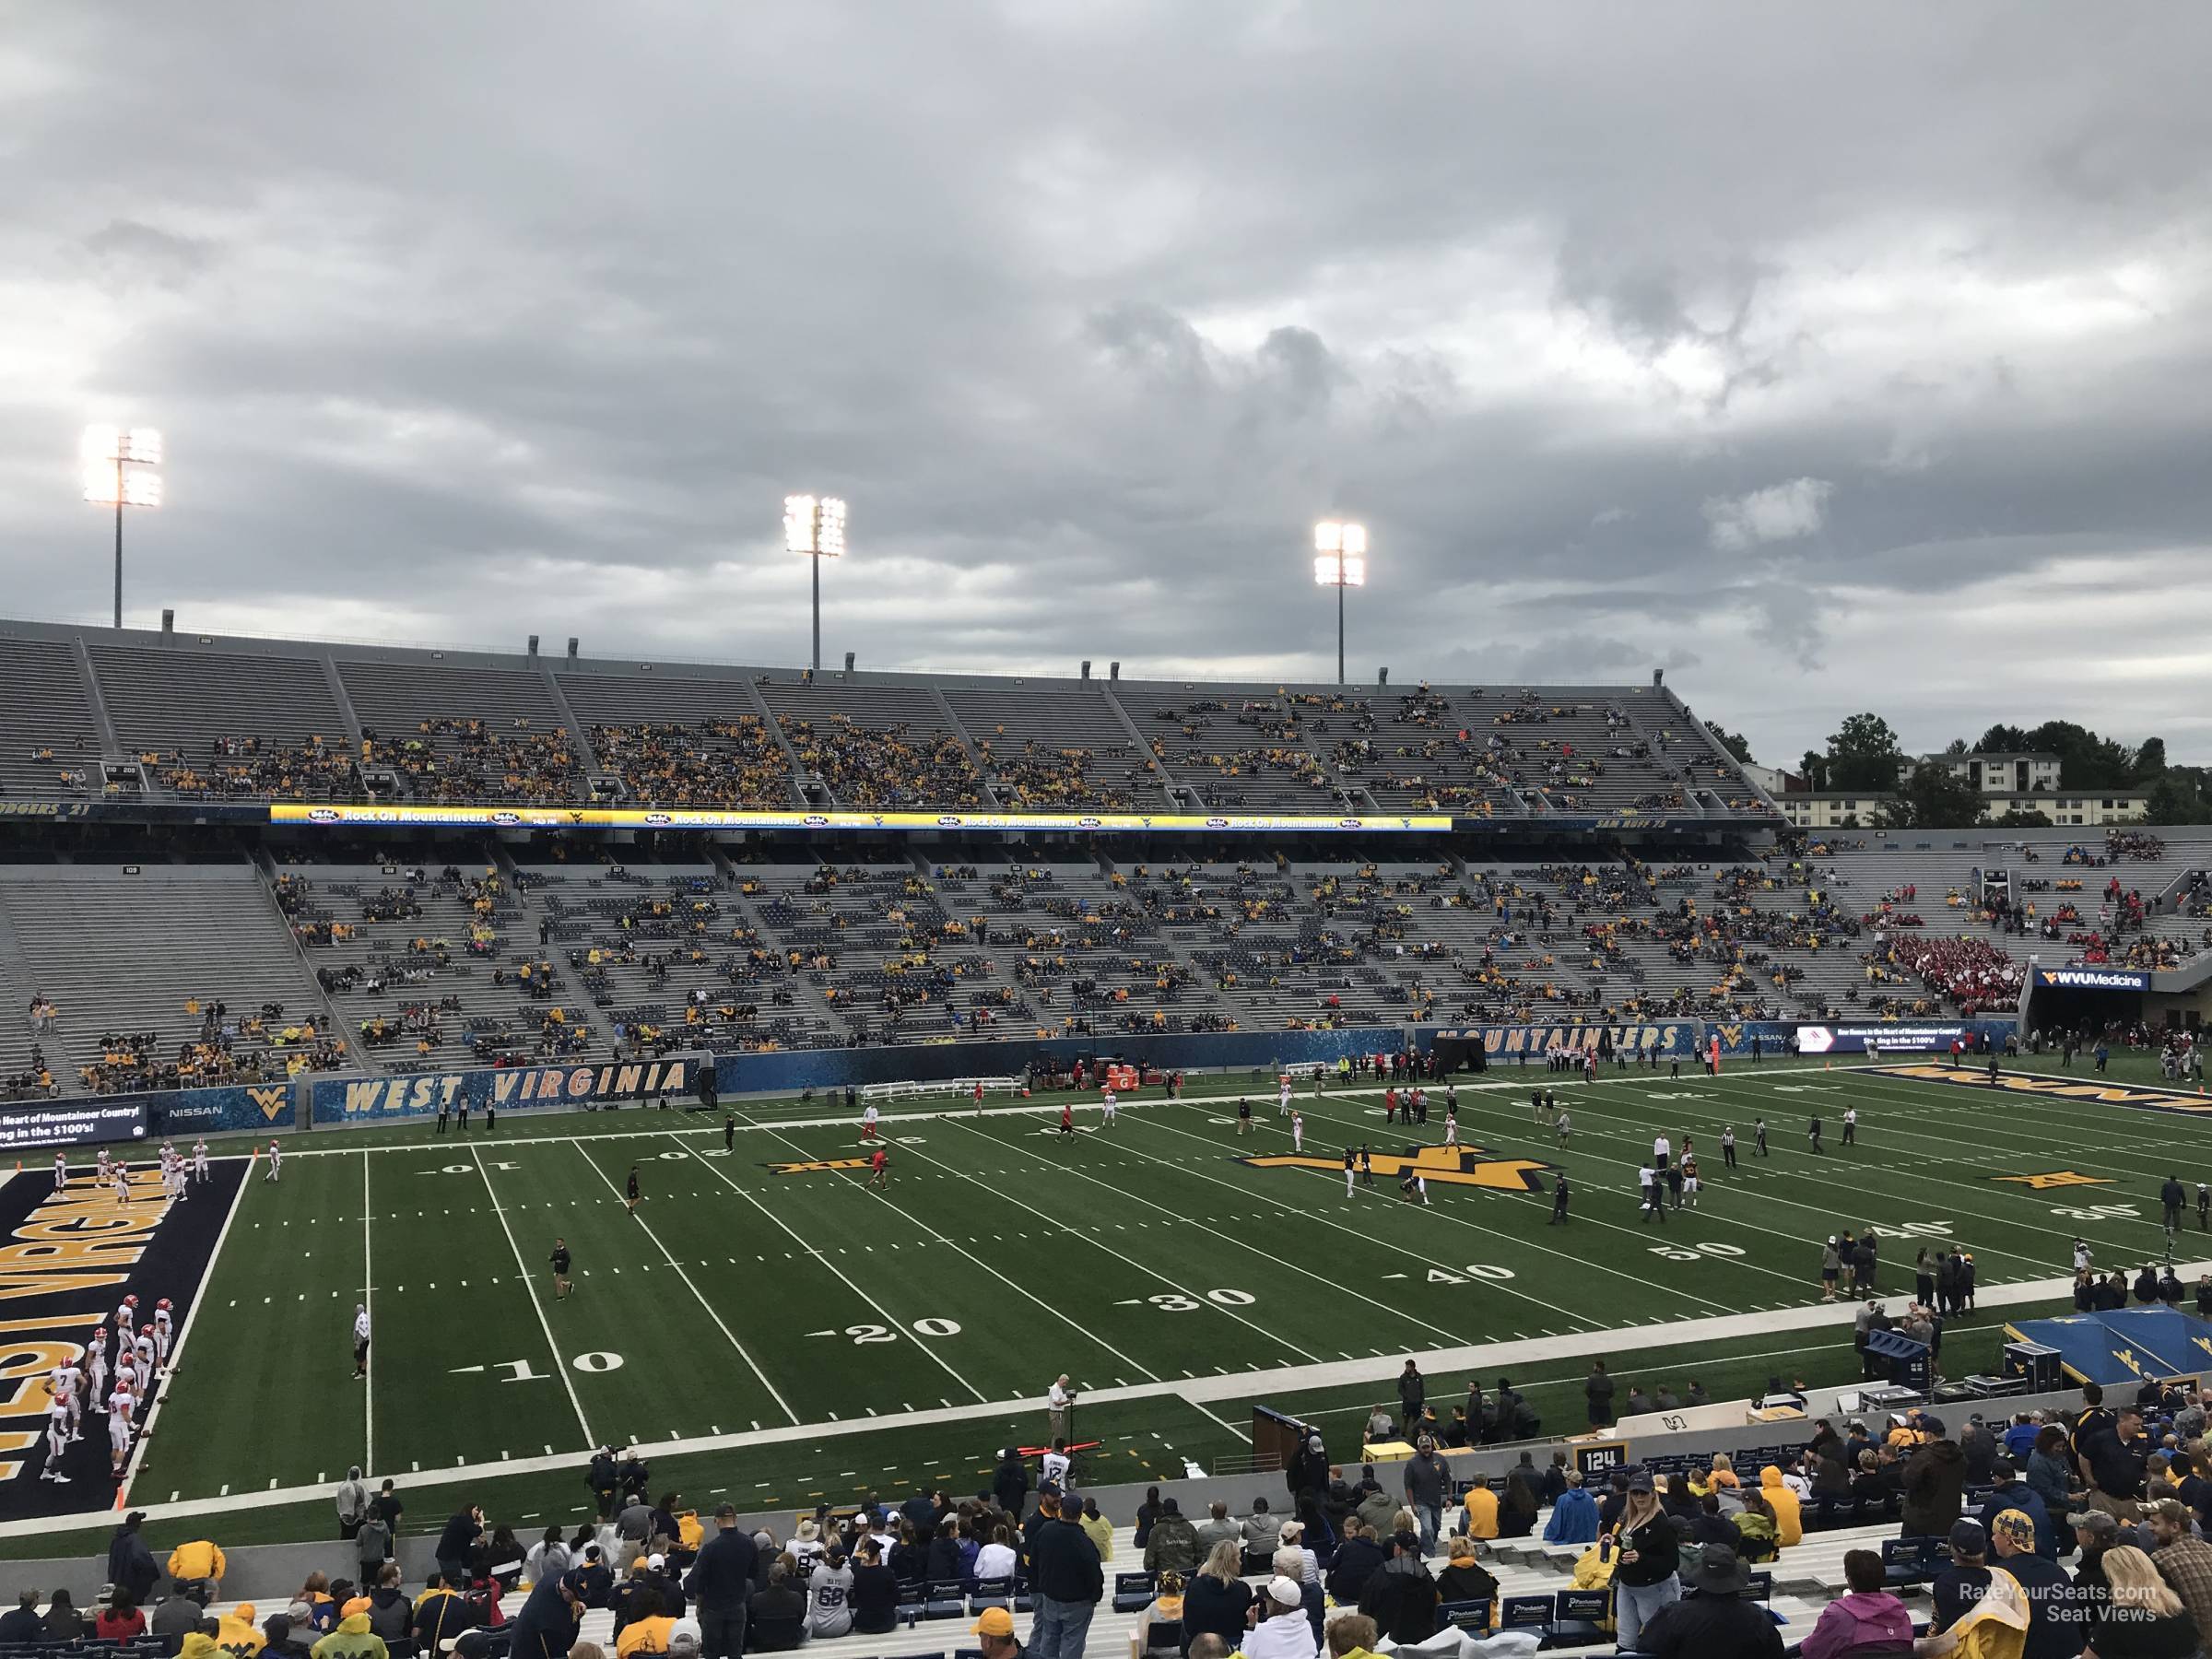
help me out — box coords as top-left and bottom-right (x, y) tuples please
(6, 4), (2210, 768)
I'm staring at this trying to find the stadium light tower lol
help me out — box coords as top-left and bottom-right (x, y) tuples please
(83, 425), (163, 629)
(1312, 519), (1367, 686)
(784, 494), (847, 673)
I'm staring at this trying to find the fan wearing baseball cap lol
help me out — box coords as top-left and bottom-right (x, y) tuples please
(1933, 1520), (1993, 1634)
(2142, 1498), (2212, 1644)
(1986, 1509), (2074, 1659)
(1244, 1575), (1319, 1659)
(971, 1606), (1021, 1659)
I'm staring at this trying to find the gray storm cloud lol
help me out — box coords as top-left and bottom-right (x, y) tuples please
(2, 1), (2209, 763)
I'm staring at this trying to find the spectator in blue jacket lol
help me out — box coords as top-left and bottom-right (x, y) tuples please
(1544, 1471), (1599, 1545)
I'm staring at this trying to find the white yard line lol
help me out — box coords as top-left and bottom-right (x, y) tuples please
(116, 1165), (252, 1510)
(659, 1134), (989, 1410)
(673, 1127), (1170, 1391)
(943, 1113), (1502, 1347)
(362, 1150), (375, 1473)
(570, 1141), (806, 1424)
(849, 1118), (1318, 1367)
(471, 1145), (596, 1452)
(48, 1255), (2194, 1542)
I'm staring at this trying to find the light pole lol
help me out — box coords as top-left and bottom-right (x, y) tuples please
(1312, 520), (1367, 686)
(783, 494), (847, 673)
(83, 426), (163, 629)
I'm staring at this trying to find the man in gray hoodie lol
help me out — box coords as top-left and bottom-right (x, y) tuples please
(335, 1467), (370, 1541)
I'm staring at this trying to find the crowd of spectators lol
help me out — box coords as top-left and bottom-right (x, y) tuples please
(782, 716), (986, 808)
(974, 737), (1148, 811)
(588, 721), (791, 809)
(154, 735), (356, 801)
(363, 719), (582, 804)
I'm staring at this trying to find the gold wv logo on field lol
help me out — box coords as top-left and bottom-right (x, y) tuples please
(770, 1157), (871, 1176)
(1243, 1141), (1552, 1192)
(1994, 1171), (2114, 1190)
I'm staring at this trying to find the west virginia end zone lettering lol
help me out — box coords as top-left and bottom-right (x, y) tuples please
(335, 1059), (692, 1119)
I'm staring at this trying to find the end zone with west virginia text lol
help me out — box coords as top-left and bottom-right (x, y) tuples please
(0, 1161), (244, 1520)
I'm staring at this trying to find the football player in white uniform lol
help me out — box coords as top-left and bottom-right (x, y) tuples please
(107, 1382), (135, 1474)
(130, 1333), (155, 1398)
(52, 1151), (66, 1190)
(47, 1363), (80, 1442)
(193, 1139), (210, 1182)
(40, 1399), (70, 1482)
(114, 1292), (137, 1341)
(112, 1165), (131, 1206)
(151, 1300), (174, 1368)
(86, 1324), (110, 1410)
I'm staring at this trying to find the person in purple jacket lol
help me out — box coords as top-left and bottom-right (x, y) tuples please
(1799, 1549), (1914, 1659)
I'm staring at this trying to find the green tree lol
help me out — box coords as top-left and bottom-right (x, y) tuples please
(2147, 775), (2208, 826)
(1990, 806), (2053, 829)
(2134, 736), (2168, 782)
(1826, 712), (1904, 792)
(1942, 736), (1969, 758)
(1797, 750), (1830, 792)
(1975, 724), (2030, 754)
(1882, 761), (1985, 829)
(2021, 720), (2135, 790)
(1704, 721), (1753, 763)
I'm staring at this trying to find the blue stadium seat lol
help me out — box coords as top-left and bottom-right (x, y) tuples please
(1500, 1594), (1553, 1634)
(1546, 1586), (1612, 1648)
(924, 1580), (968, 1619)
(1111, 1571), (1157, 1614)
(1440, 1598), (1493, 1633)
(969, 1578), (1012, 1613)
(1884, 1535), (1944, 1589)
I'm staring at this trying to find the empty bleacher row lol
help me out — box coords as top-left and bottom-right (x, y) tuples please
(0, 620), (1768, 819)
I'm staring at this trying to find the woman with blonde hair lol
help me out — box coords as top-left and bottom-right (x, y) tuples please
(1610, 1477), (1680, 1652)
(1709, 1453), (1742, 1490)
(1134, 1569), (1186, 1656)
(2082, 1546), (2197, 1659)
(1182, 1540), (1253, 1653)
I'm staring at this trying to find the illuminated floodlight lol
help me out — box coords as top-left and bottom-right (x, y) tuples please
(84, 468), (163, 508)
(785, 493), (847, 558)
(83, 424), (164, 629)
(784, 493), (850, 670)
(1312, 518), (1369, 683)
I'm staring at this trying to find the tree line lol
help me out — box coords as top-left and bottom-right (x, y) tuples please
(1700, 715), (2210, 829)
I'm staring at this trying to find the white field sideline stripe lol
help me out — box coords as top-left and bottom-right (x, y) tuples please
(362, 1150), (375, 1473)
(171, 1058), (1869, 1159)
(31, 1254), (2187, 1543)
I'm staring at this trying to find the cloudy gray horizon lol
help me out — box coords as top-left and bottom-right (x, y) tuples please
(5, 3), (2209, 771)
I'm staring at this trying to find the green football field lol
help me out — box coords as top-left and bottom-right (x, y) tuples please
(13, 1049), (2212, 1560)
